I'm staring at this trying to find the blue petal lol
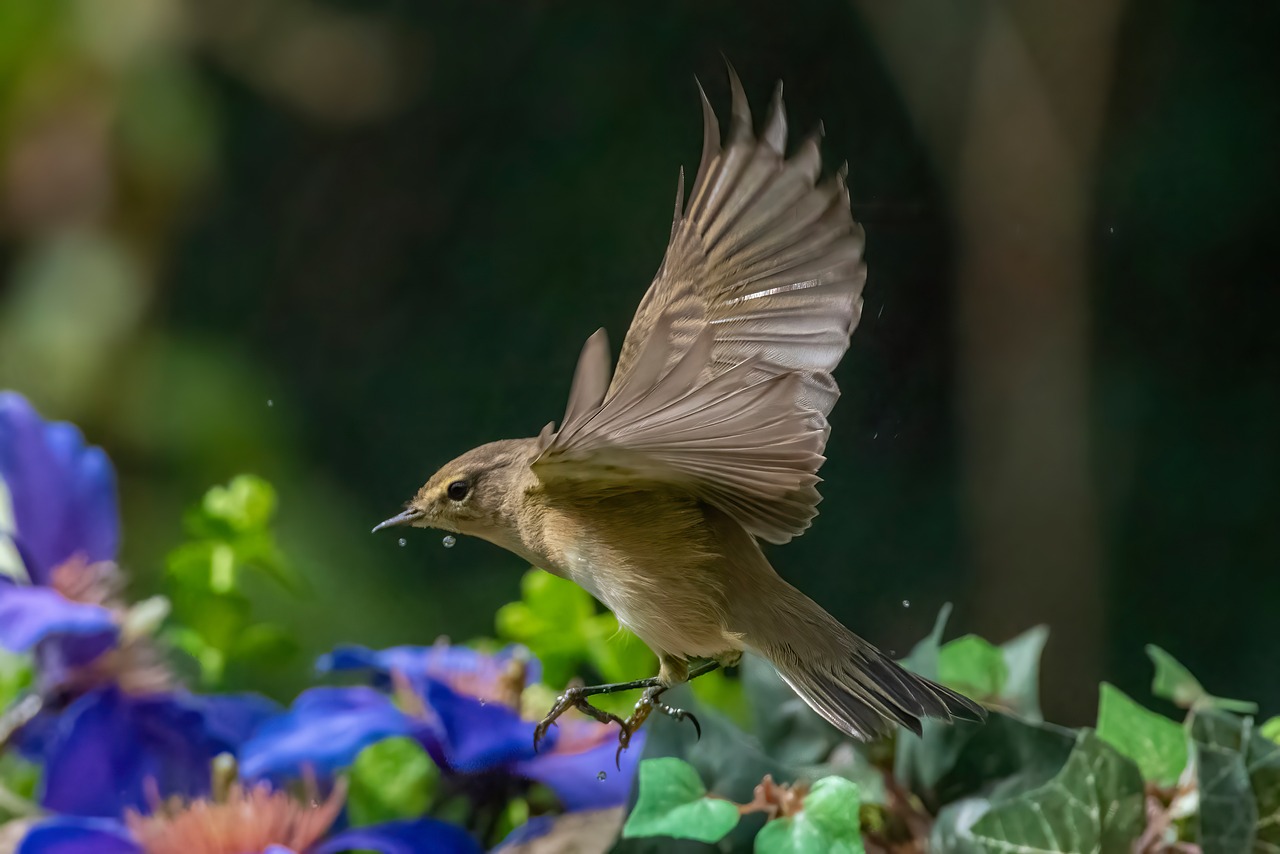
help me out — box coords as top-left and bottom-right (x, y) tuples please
(186, 691), (280, 746)
(239, 687), (427, 782)
(0, 393), (120, 585)
(16, 816), (139, 854)
(421, 679), (546, 773)
(0, 583), (117, 654)
(311, 818), (481, 854)
(515, 719), (645, 811)
(36, 688), (259, 817)
(318, 644), (540, 690)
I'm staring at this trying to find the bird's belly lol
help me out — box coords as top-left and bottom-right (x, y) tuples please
(551, 542), (735, 662)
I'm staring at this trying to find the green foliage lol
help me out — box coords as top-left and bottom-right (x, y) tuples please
(1095, 682), (1188, 785)
(347, 737), (437, 827)
(960, 731), (1145, 853)
(1145, 644), (1257, 713)
(163, 475), (300, 686)
(622, 757), (742, 843)
(938, 635), (1007, 704)
(496, 569), (744, 719)
(753, 777), (865, 854)
(1190, 711), (1280, 853)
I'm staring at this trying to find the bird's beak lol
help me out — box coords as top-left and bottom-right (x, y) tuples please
(372, 508), (424, 533)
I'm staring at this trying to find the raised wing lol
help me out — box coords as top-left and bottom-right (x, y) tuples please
(535, 68), (866, 544)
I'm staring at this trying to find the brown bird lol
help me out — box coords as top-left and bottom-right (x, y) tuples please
(375, 68), (984, 755)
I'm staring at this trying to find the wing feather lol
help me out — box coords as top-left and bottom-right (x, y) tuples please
(536, 66), (865, 543)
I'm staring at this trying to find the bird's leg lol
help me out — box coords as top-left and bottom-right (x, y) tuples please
(533, 660), (722, 758)
(611, 658), (721, 768)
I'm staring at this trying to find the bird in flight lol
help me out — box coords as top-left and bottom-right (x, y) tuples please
(375, 66), (984, 761)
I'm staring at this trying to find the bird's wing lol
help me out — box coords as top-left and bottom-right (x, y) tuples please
(533, 68), (865, 544)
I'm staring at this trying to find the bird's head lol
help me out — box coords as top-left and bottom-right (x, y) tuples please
(372, 439), (536, 543)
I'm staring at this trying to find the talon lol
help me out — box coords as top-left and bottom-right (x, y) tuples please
(687, 711), (702, 740)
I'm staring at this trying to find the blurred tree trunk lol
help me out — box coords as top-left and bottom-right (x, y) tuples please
(855, 0), (1124, 722)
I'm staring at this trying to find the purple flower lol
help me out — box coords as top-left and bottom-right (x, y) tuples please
(0, 393), (124, 688)
(17, 783), (481, 854)
(240, 644), (645, 814)
(18, 686), (278, 817)
(0, 392), (119, 585)
(0, 393), (280, 820)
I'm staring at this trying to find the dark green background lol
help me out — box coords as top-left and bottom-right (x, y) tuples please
(1, 0), (1276, 724)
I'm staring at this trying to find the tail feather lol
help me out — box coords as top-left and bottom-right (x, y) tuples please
(741, 581), (985, 741)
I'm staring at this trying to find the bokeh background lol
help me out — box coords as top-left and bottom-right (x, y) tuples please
(2, 0), (1276, 724)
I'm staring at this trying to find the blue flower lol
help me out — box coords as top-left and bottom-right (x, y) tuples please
(18, 785), (481, 854)
(0, 393), (123, 677)
(0, 392), (119, 585)
(19, 686), (278, 817)
(0, 392), (280, 820)
(240, 644), (645, 814)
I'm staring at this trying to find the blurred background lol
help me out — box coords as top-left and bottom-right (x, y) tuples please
(1, 0), (1276, 725)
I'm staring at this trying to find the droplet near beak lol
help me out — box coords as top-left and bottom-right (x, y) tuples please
(371, 508), (423, 533)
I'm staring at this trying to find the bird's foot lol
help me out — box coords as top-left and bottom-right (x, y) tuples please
(613, 686), (702, 769)
(533, 687), (627, 754)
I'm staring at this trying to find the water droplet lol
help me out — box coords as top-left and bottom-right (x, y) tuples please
(442, 535), (457, 549)
(478, 699), (486, 706)
(267, 399), (274, 407)
(902, 599), (911, 608)
(597, 771), (607, 781)
(397, 538), (406, 547)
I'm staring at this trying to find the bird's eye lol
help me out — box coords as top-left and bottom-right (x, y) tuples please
(446, 480), (470, 501)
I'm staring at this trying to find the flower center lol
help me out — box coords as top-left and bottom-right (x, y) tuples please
(124, 780), (346, 854)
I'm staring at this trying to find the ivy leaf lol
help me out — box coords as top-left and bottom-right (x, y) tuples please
(1095, 683), (1188, 785)
(1190, 711), (1280, 854)
(999, 625), (1049, 721)
(967, 730), (1145, 853)
(754, 776), (865, 854)
(347, 736), (437, 826)
(1260, 717), (1280, 744)
(622, 757), (741, 843)
(1146, 645), (1257, 713)
(938, 635), (1007, 703)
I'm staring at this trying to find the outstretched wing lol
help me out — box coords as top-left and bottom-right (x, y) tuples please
(535, 68), (866, 544)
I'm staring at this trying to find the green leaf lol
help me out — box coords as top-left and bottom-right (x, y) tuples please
(755, 776), (865, 854)
(1146, 645), (1257, 713)
(1190, 711), (1280, 854)
(967, 730), (1145, 853)
(0, 651), (31, 710)
(999, 625), (1049, 721)
(622, 758), (741, 843)
(347, 737), (437, 826)
(938, 635), (1007, 702)
(1095, 683), (1188, 785)
(1261, 717), (1280, 745)
(198, 474), (277, 535)
(496, 569), (657, 715)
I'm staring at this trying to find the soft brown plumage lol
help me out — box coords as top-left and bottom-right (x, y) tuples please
(377, 67), (984, 742)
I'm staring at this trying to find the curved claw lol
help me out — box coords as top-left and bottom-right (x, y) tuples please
(615, 743), (626, 771)
(686, 711), (702, 741)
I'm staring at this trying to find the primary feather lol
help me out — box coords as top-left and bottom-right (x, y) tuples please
(536, 66), (866, 544)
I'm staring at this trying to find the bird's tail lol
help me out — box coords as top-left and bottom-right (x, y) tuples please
(735, 579), (984, 740)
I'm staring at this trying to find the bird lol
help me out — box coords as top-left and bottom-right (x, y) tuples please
(374, 66), (985, 757)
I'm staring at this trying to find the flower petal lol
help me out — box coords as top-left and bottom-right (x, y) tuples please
(0, 393), (119, 585)
(36, 688), (261, 817)
(318, 644), (540, 690)
(515, 718), (644, 811)
(312, 818), (481, 854)
(0, 583), (117, 654)
(239, 687), (427, 782)
(16, 816), (139, 854)
(421, 680), (544, 773)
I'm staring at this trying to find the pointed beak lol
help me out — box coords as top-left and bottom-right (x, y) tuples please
(372, 508), (424, 534)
